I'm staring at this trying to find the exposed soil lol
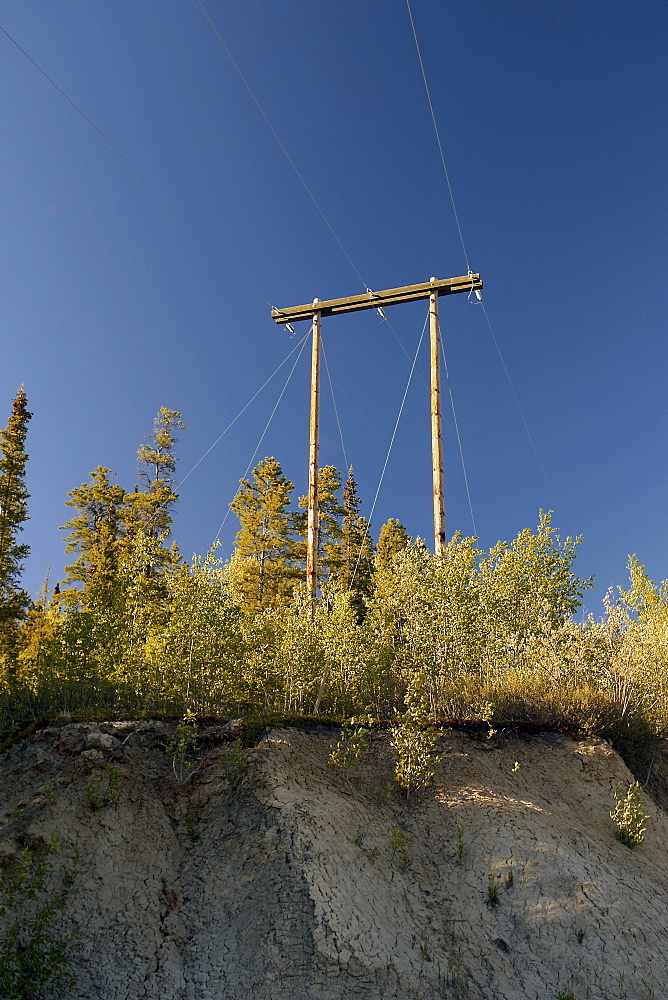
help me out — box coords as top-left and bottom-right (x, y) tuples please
(1, 719), (666, 999)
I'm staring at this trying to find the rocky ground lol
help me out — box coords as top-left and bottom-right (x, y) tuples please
(1, 718), (667, 999)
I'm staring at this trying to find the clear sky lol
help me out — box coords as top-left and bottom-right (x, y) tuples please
(1, 1), (666, 614)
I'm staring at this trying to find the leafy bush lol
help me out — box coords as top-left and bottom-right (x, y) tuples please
(610, 780), (649, 848)
(328, 715), (373, 772)
(166, 709), (199, 783)
(0, 841), (76, 998)
(6, 511), (668, 780)
(222, 740), (247, 784)
(389, 713), (439, 796)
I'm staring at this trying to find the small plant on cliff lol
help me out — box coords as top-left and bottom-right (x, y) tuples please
(167, 709), (199, 783)
(328, 715), (373, 772)
(456, 824), (466, 860)
(486, 873), (501, 906)
(444, 952), (469, 998)
(184, 814), (199, 842)
(389, 712), (438, 797)
(610, 780), (649, 848)
(385, 827), (411, 871)
(223, 740), (246, 784)
(0, 841), (76, 999)
(85, 763), (122, 810)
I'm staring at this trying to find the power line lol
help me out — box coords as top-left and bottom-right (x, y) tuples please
(135, 331), (312, 537)
(321, 337), (349, 473)
(213, 326), (311, 543)
(405, 0), (471, 273)
(403, 6), (553, 512)
(175, 330), (312, 493)
(350, 313), (428, 589)
(2, 17), (441, 410)
(196, 0), (369, 292)
(0, 23), (273, 309)
(440, 339), (476, 535)
(480, 302), (556, 505)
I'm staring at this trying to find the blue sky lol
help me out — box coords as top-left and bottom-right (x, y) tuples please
(1, 0), (666, 614)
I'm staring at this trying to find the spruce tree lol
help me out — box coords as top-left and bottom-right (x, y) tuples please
(230, 457), (296, 611)
(294, 465), (345, 583)
(338, 467), (374, 619)
(123, 407), (185, 575)
(376, 518), (411, 574)
(0, 386), (32, 653)
(60, 466), (127, 606)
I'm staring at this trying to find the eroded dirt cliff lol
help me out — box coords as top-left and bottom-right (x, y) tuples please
(1, 719), (666, 1000)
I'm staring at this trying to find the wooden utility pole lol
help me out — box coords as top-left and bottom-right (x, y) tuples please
(306, 304), (321, 606)
(429, 281), (445, 556)
(272, 272), (482, 597)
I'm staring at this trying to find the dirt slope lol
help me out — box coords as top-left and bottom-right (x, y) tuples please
(0, 720), (666, 1000)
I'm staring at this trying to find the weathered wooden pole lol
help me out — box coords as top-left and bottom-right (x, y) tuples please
(272, 273), (484, 572)
(306, 304), (321, 608)
(429, 279), (445, 555)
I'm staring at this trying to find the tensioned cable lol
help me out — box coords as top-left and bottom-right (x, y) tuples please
(328, 346), (531, 528)
(349, 312), (429, 589)
(137, 330), (311, 537)
(213, 325), (312, 543)
(480, 302), (555, 505)
(175, 329), (312, 493)
(321, 337), (349, 473)
(2, 20), (437, 393)
(196, 0), (449, 387)
(405, 0), (471, 274)
(0, 24), (273, 309)
(196, 0), (368, 292)
(403, 6), (554, 508)
(5, 17), (433, 371)
(439, 338), (477, 535)
(328, 359), (458, 471)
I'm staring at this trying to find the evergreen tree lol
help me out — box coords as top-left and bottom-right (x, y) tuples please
(337, 467), (374, 620)
(60, 467), (127, 606)
(294, 465), (345, 583)
(123, 407), (185, 575)
(230, 457), (296, 611)
(376, 518), (411, 574)
(0, 386), (32, 654)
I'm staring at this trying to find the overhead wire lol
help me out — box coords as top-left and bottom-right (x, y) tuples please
(405, 3), (555, 510)
(195, 0), (439, 382)
(196, 0), (369, 292)
(0, 23), (273, 310)
(349, 312), (428, 589)
(3, 16), (439, 406)
(212, 325), (312, 543)
(175, 329), (312, 494)
(439, 338), (477, 535)
(321, 337), (349, 474)
(130, 329), (312, 539)
(480, 303), (556, 505)
(405, 0), (471, 274)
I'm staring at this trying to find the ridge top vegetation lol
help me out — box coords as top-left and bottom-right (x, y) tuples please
(0, 391), (667, 776)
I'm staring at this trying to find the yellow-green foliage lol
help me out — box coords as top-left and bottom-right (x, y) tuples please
(4, 516), (668, 776)
(610, 780), (649, 848)
(328, 715), (373, 771)
(389, 712), (439, 795)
